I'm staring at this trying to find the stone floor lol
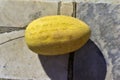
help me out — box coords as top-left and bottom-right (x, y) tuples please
(0, 0), (120, 80)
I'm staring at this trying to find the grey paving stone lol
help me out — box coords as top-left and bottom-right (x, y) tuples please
(75, 0), (120, 4)
(0, 31), (69, 80)
(76, 3), (120, 80)
(60, 2), (73, 16)
(0, 0), (58, 27)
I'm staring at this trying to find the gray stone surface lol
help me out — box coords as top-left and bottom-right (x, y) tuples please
(29, 0), (120, 3)
(0, 0), (58, 27)
(60, 2), (73, 16)
(76, 3), (120, 80)
(75, 0), (120, 4)
(0, 31), (69, 80)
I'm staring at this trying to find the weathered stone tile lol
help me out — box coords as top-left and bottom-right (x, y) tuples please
(39, 0), (61, 2)
(75, 0), (120, 4)
(76, 3), (120, 80)
(0, 0), (58, 27)
(0, 30), (24, 45)
(0, 31), (69, 80)
(61, 0), (74, 2)
(60, 2), (73, 16)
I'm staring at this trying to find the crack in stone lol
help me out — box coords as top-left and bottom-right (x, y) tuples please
(0, 26), (26, 45)
(72, 2), (76, 17)
(0, 36), (24, 45)
(68, 52), (74, 80)
(67, 2), (76, 80)
(0, 26), (26, 33)
(57, 1), (61, 15)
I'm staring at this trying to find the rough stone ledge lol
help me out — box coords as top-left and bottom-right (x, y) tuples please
(76, 2), (120, 80)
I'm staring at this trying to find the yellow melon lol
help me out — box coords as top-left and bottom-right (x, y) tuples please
(25, 15), (91, 55)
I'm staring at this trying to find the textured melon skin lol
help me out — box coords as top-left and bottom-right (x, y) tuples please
(25, 15), (91, 55)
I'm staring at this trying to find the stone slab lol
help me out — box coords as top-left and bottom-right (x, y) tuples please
(75, 0), (120, 4)
(0, 31), (69, 80)
(26, 0), (120, 3)
(0, 0), (58, 27)
(61, 0), (74, 2)
(60, 2), (73, 16)
(76, 3), (120, 80)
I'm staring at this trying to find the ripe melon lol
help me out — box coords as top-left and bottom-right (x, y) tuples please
(25, 15), (91, 55)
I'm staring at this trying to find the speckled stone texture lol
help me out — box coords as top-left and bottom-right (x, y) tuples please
(0, 30), (69, 80)
(0, 1), (70, 80)
(75, 0), (120, 4)
(0, 0), (58, 27)
(60, 2), (73, 16)
(76, 3), (120, 80)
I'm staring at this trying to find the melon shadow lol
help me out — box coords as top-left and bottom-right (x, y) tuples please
(38, 39), (107, 80)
